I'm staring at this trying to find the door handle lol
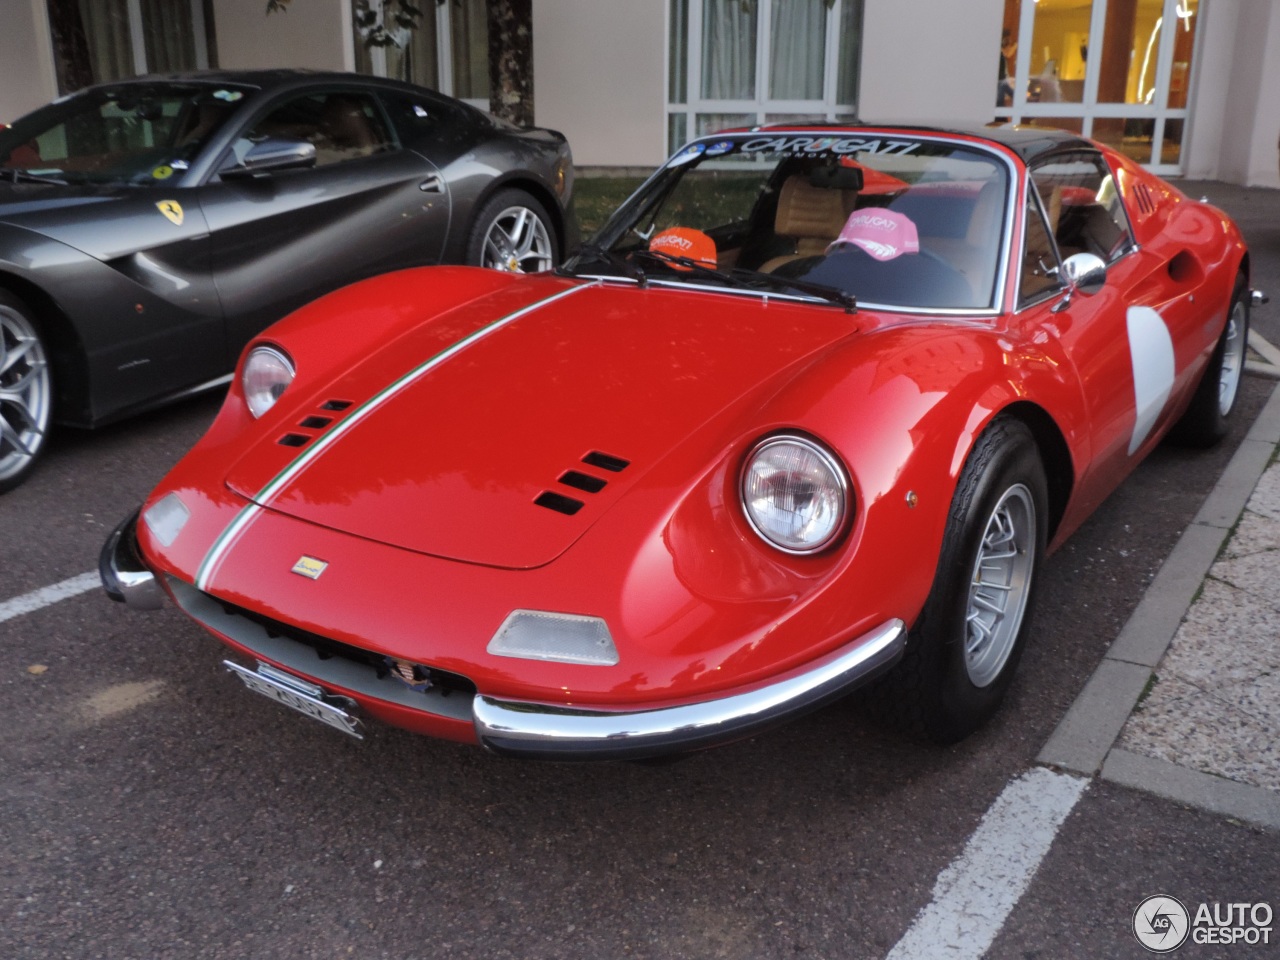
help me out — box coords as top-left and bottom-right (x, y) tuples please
(419, 176), (444, 194)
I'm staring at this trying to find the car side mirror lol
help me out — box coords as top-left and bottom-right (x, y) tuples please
(1061, 252), (1107, 296)
(220, 137), (317, 180)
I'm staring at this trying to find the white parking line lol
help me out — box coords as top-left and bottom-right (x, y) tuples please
(0, 572), (99, 624)
(885, 767), (1089, 960)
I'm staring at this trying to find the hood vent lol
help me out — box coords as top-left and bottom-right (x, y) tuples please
(275, 399), (354, 449)
(582, 451), (630, 472)
(535, 491), (585, 515)
(534, 450), (631, 517)
(558, 470), (607, 493)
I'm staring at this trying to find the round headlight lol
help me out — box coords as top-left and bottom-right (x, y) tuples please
(242, 345), (294, 419)
(741, 435), (849, 554)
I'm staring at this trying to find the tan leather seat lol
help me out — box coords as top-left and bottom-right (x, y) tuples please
(760, 175), (853, 273)
(926, 178), (1004, 304)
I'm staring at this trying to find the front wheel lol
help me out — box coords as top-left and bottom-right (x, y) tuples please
(1169, 272), (1249, 447)
(466, 189), (558, 274)
(873, 416), (1048, 744)
(0, 291), (54, 493)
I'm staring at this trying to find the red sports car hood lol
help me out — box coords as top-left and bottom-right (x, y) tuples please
(226, 280), (859, 569)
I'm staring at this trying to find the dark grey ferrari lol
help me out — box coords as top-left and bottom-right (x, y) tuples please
(0, 69), (574, 492)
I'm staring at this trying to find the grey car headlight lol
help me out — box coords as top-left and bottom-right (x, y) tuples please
(242, 345), (295, 419)
(741, 435), (850, 554)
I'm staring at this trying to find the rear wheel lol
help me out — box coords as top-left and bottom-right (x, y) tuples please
(1169, 272), (1249, 447)
(0, 291), (53, 493)
(872, 416), (1047, 744)
(467, 189), (557, 274)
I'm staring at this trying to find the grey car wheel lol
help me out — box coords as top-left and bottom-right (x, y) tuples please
(1169, 271), (1249, 448)
(0, 296), (53, 493)
(468, 189), (557, 274)
(963, 483), (1037, 688)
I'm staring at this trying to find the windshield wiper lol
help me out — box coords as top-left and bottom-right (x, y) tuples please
(631, 248), (856, 313)
(0, 167), (68, 185)
(559, 242), (647, 284)
(729, 265), (858, 313)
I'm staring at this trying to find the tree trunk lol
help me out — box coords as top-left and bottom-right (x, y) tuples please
(487, 0), (533, 126)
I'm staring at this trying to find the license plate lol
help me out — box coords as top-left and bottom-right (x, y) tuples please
(224, 660), (363, 739)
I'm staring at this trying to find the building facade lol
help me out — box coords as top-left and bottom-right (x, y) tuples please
(3, 0), (1278, 187)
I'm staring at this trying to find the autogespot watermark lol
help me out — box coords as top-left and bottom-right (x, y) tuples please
(1133, 895), (1274, 952)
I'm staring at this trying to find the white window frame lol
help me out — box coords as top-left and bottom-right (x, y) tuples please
(356, 3), (487, 112)
(666, 0), (861, 155)
(123, 0), (210, 74)
(996, 0), (1202, 176)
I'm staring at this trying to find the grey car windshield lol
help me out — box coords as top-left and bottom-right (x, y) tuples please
(0, 83), (253, 186)
(569, 133), (1012, 311)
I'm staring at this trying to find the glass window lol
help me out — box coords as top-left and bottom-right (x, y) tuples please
(994, 1), (1202, 176)
(1167, 0), (1198, 109)
(1028, 0), (1091, 104)
(450, 0), (489, 101)
(0, 81), (247, 184)
(769, 0), (826, 100)
(576, 134), (1009, 312)
(1097, 0), (1163, 105)
(237, 92), (394, 168)
(45, 0), (214, 93)
(701, 0), (757, 100)
(352, 0), (487, 104)
(1031, 153), (1134, 263)
(669, 0), (863, 155)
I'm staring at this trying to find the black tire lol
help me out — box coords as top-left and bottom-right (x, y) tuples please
(465, 189), (558, 273)
(1168, 272), (1249, 448)
(0, 290), (54, 494)
(872, 416), (1048, 744)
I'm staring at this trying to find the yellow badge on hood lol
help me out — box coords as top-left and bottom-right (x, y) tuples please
(156, 200), (184, 225)
(291, 556), (328, 580)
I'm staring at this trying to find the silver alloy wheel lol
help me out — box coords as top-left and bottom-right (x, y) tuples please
(963, 483), (1036, 688)
(1218, 299), (1246, 417)
(0, 305), (52, 485)
(482, 205), (554, 273)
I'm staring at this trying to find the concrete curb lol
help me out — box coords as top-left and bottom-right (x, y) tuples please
(1038, 379), (1280, 825)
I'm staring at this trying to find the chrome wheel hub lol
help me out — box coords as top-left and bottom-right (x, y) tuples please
(483, 206), (553, 274)
(0, 306), (51, 484)
(964, 483), (1035, 688)
(1218, 300), (1246, 417)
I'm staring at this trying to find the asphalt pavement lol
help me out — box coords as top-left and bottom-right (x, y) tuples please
(2, 179), (1280, 960)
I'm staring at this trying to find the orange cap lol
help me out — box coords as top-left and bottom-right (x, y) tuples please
(649, 227), (717, 271)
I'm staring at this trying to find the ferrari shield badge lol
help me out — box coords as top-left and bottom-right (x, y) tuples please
(155, 200), (184, 225)
(291, 556), (328, 580)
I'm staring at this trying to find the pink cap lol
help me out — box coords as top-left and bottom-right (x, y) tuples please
(828, 209), (920, 262)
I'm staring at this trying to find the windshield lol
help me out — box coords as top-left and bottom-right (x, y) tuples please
(0, 82), (253, 186)
(565, 132), (1012, 311)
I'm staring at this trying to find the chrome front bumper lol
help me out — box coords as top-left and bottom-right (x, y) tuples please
(100, 509), (165, 610)
(473, 618), (907, 760)
(100, 508), (908, 761)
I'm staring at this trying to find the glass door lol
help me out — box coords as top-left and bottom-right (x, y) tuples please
(995, 0), (1201, 174)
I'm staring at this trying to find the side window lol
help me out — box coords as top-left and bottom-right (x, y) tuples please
(1029, 153), (1134, 264)
(1019, 187), (1063, 308)
(237, 91), (395, 168)
(378, 92), (470, 152)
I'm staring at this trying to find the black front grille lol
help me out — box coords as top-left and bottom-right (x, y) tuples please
(210, 594), (476, 697)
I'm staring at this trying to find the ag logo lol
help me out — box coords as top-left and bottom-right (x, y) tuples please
(1134, 895), (1190, 953)
(155, 200), (184, 225)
